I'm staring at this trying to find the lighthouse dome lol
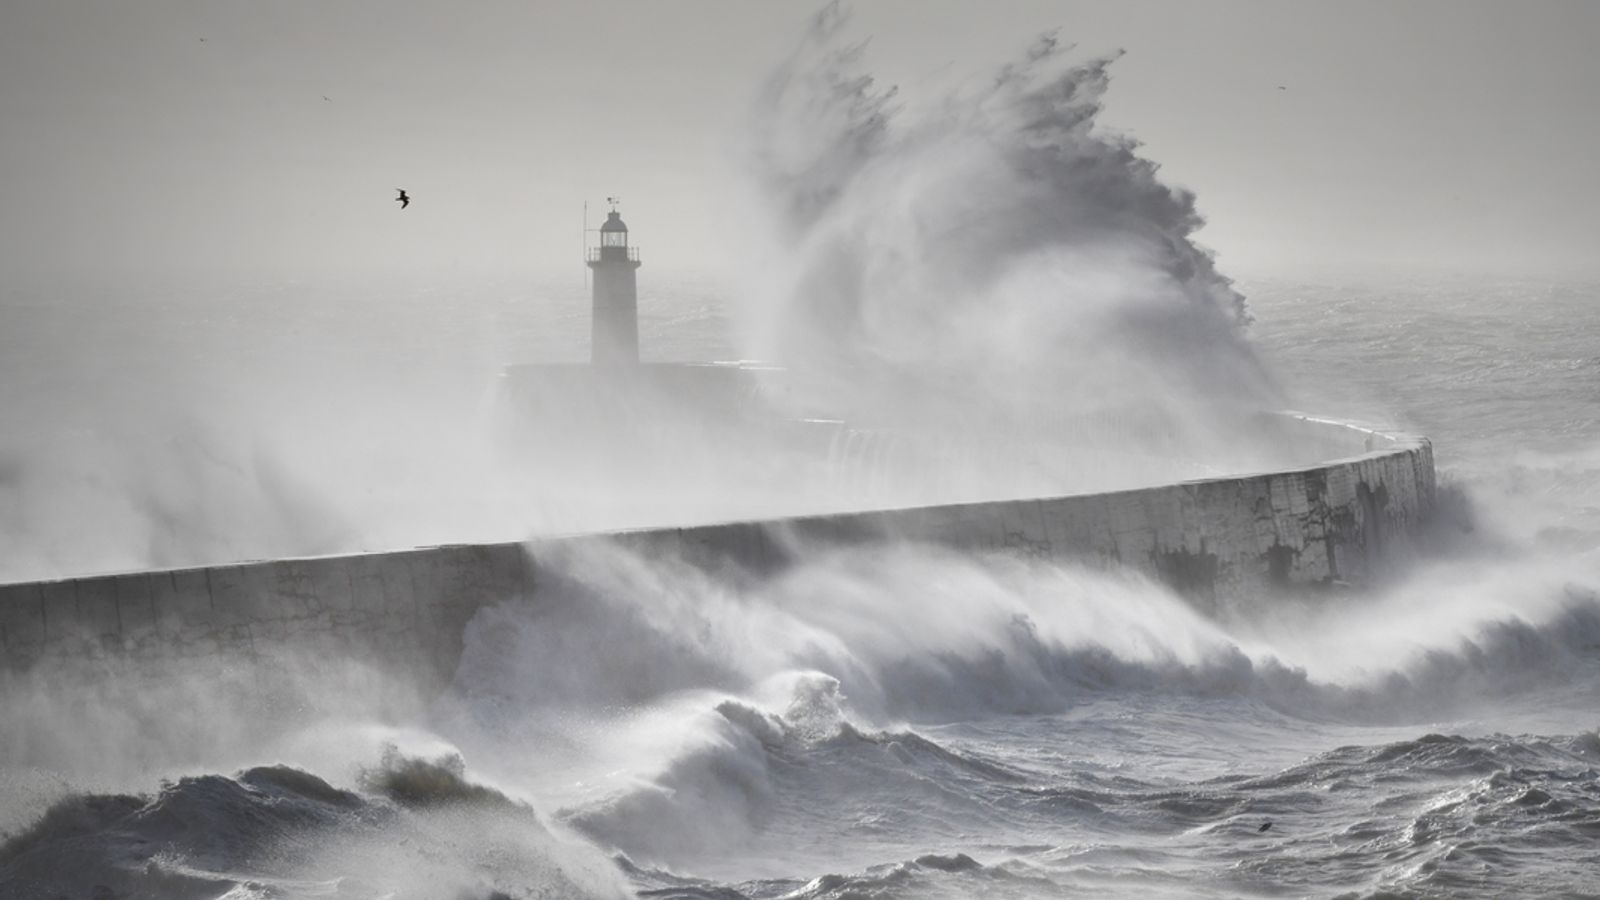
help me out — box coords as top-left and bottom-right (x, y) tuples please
(600, 211), (628, 232)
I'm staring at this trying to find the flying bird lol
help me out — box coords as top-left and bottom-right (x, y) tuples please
(396, 189), (410, 210)
(1259, 820), (1273, 832)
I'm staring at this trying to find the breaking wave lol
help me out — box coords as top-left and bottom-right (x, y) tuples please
(419, 530), (1600, 883)
(0, 753), (629, 900)
(457, 537), (1600, 726)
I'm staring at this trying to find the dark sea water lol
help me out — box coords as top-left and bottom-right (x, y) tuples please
(2, 274), (1599, 899)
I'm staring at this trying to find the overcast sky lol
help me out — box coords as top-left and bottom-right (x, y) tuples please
(2, 0), (1596, 282)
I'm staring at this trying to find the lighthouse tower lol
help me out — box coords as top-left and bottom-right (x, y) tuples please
(587, 203), (642, 365)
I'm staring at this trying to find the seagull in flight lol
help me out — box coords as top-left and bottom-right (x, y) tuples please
(396, 188), (410, 210)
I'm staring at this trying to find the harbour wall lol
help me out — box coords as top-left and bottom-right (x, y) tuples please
(0, 416), (1435, 692)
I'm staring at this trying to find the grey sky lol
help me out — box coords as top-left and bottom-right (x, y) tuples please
(2, 0), (1596, 281)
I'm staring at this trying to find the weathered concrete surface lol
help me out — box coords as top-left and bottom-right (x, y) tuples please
(0, 416), (1433, 688)
(0, 544), (530, 693)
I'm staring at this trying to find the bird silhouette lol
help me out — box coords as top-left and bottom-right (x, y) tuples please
(396, 188), (410, 210)
(1259, 820), (1273, 832)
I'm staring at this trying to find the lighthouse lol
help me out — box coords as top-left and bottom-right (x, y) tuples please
(587, 202), (642, 365)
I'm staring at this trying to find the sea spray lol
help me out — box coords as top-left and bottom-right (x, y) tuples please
(427, 531), (1600, 882)
(736, 4), (1278, 459)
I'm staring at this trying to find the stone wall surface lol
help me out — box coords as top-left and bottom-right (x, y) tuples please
(0, 416), (1434, 690)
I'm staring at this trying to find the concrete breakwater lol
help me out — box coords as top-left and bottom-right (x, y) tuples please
(0, 415), (1434, 693)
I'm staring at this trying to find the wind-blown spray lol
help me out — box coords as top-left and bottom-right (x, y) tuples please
(737, 5), (1280, 472)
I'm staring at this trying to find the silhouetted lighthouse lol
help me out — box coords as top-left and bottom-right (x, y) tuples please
(587, 203), (641, 364)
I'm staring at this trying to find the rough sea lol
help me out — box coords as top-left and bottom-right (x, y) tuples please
(1, 272), (1598, 899)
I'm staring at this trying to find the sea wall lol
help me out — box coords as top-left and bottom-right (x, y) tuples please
(0, 416), (1434, 690)
(607, 415), (1435, 610)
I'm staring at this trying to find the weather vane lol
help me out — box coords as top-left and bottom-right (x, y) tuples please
(606, 196), (621, 212)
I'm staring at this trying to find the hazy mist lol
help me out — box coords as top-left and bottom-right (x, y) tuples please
(5, 5), (1600, 898)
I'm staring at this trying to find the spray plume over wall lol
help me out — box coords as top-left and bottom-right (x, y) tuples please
(736, 5), (1279, 441)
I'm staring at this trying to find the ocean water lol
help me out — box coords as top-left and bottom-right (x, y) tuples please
(2, 273), (1599, 899)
